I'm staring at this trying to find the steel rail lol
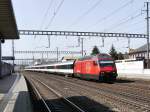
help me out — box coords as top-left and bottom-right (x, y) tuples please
(32, 77), (86, 112)
(50, 75), (150, 104)
(59, 76), (150, 103)
(47, 75), (150, 111)
(29, 78), (52, 112)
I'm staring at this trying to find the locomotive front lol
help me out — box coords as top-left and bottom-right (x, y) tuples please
(98, 54), (117, 81)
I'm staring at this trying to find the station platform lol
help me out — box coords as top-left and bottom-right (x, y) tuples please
(0, 73), (33, 112)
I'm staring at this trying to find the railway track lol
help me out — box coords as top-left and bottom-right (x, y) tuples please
(29, 72), (150, 112)
(44, 75), (150, 111)
(26, 75), (86, 112)
(24, 72), (114, 112)
(24, 72), (150, 112)
(115, 81), (150, 91)
(40, 73), (150, 104)
(56, 76), (150, 104)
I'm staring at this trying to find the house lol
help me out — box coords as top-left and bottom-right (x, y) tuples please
(128, 43), (149, 59)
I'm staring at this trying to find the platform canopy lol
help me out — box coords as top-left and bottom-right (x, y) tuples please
(0, 0), (19, 39)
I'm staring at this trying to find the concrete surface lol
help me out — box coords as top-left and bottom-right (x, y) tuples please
(0, 75), (17, 93)
(0, 74), (33, 112)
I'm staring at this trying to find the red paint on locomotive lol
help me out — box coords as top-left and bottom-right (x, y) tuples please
(74, 54), (117, 81)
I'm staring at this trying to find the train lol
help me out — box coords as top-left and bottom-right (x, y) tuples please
(25, 53), (118, 81)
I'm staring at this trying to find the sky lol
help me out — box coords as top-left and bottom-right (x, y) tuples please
(2, 0), (149, 60)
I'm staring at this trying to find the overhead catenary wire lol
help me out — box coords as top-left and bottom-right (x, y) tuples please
(103, 4), (145, 32)
(107, 7), (143, 27)
(40, 0), (54, 29)
(86, 0), (134, 30)
(34, 0), (54, 39)
(99, 3), (145, 33)
(106, 12), (143, 32)
(126, 26), (146, 33)
(68, 0), (103, 28)
(45, 0), (65, 29)
(113, 19), (145, 33)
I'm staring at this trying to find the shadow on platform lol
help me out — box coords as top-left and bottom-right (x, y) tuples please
(12, 91), (32, 112)
(0, 74), (17, 93)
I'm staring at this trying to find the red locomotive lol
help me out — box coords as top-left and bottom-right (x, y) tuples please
(74, 54), (117, 81)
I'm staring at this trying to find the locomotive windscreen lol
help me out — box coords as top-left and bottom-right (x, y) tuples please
(98, 54), (111, 59)
(99, 60), (115, 67)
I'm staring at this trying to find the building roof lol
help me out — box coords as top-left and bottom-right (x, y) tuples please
(61, 56), (78, 61)
(0, 0), (19, 39)
(129, 43), (149, 54)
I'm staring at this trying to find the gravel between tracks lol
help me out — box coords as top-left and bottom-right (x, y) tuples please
(24, 72), (150, 112)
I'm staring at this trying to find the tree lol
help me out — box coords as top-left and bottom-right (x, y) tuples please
(117, 52), (124, 60)
(109, 45), (118, 60)
(91, 46), (100, 55)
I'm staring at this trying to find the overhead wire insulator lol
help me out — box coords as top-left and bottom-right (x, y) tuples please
(65, 35), (67, 39)
(34, 35), (36, 39)
(47, 35), (51, 48)
(83, 50), (87, 56)
(100, 37), (104, 47)
(76, 36), (81, 47)
(116, 37), (119, 41)
(127, 38), (130, 49)
(124, 38), (130, 49)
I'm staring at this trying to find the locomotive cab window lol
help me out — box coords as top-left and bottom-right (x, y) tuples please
(99, 60), (115, 67)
